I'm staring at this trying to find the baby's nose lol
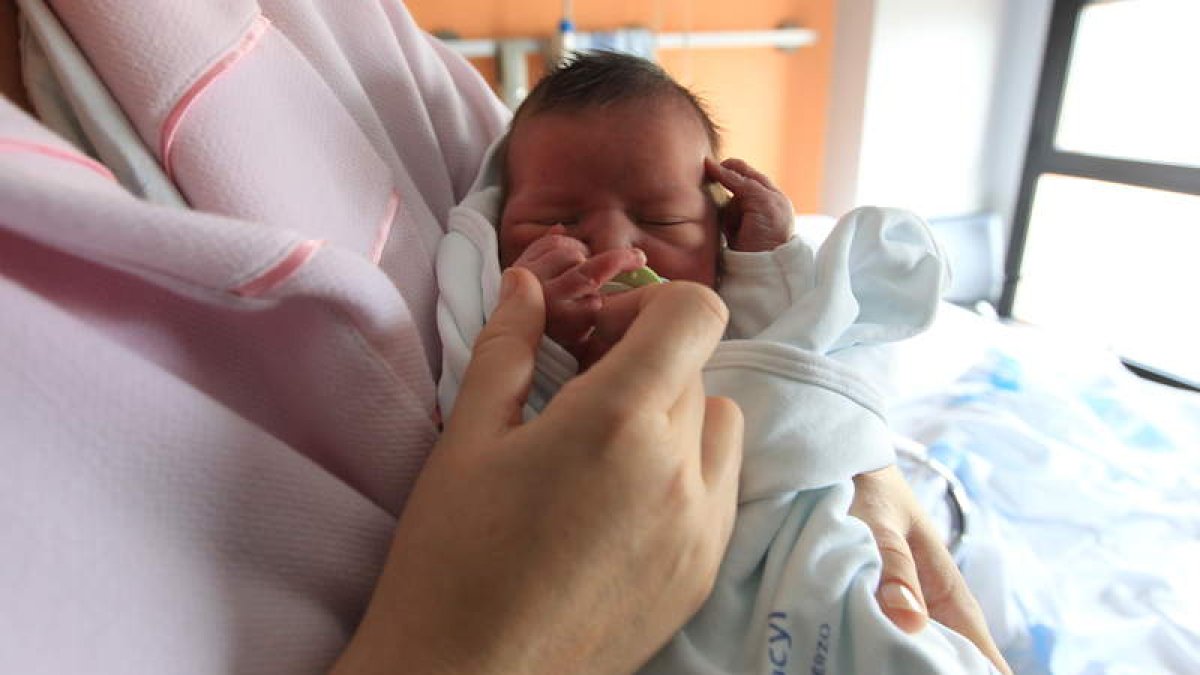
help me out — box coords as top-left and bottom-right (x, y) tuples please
(580, 211), (639, 253)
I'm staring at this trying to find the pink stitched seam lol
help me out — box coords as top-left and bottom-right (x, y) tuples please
(0, 139), (116, 182)
(370, 191), (400, 264)
(160, 14), (271, 181)
(231, 239), (325, 297)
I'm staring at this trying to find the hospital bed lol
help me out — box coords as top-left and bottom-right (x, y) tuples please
(8, 4), (1198, 673)
(798, 203), (1199, 675)
(889, 300), (1200, 673)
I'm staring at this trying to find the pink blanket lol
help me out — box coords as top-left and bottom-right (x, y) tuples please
(0, 1), (507, 671)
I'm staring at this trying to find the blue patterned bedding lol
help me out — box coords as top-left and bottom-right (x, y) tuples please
(889, 306), (1200, 674)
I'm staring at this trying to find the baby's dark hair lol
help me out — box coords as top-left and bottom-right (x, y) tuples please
(517, 51), (719, 150)
(497, 51), (722, 194)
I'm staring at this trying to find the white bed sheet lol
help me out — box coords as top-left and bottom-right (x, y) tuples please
(890, 304), (1200, 674)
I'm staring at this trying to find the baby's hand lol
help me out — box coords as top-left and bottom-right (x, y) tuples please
(508, 227), (646, 360)
(706, 157), (795, 253)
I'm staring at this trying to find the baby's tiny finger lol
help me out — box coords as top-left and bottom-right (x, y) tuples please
(546, 293), (602, 346)
(520, 232), (588, 262)
(707, 161), (770, 206)
(577, 248), (647, 284)
(517, 242), (589, 281)
(545, 249), (644, 300)
(544, 268), (598, 303)
(721, 157), (781, 193)
(705, 157), (746, 192)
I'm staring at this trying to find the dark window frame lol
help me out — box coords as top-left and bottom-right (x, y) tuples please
(1001, 0), (1200, 391)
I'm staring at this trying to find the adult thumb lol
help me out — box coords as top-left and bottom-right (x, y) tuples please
(445, 267), (546, 441)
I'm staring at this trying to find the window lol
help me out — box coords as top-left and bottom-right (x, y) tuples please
(1002, 0), (1200, 389)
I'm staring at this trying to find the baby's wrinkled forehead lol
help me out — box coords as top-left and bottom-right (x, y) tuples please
(501, 96), (717, 198)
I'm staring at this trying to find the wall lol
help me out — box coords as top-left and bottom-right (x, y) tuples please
(822, 0), (1053, 304)
(820, 0), (874, 219)
(407, 0), (835, 212)
(825, 0), (1003, 217)
(824, 0), (1052, 226)
(982, 0), (1053, 243)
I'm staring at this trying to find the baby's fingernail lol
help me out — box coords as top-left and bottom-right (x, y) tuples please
(633, 249), (647, 265)
(880, 582), (924, 615)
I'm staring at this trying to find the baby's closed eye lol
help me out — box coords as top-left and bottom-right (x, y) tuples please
(637, 216), (693, 226)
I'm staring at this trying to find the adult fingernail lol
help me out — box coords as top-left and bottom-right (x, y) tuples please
(500, 268), (517, 301)
(880, 582), (924, 615)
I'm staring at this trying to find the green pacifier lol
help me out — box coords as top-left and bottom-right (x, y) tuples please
(600, 266), (665, 295)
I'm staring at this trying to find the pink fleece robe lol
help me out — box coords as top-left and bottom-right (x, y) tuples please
(0, 1), (507, 671)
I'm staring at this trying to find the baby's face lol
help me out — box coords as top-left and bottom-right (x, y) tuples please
(500, 99), (720, 288)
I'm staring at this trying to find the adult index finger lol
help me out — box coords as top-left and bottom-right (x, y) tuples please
(446, 267), (546, 446)
(912, 520), (1013, 674)
(573, 281), (729, 414)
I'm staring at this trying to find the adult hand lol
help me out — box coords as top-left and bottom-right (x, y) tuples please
(851, 466), (1013, 675)
(334, 267), (744, 675)
(705, 157), (794, 253)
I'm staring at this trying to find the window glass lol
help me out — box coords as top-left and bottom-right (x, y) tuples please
(1013, 174), (1200, 385)
(1056, 0), (1200, 168)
